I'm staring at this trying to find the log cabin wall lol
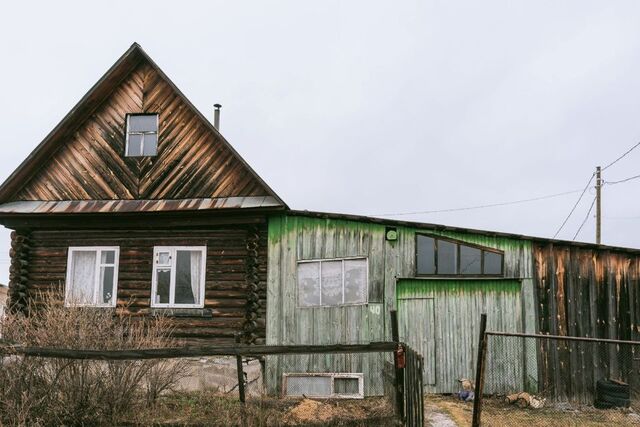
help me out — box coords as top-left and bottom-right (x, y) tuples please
(21, 224), (268, 344)
(533, 243), (640, 402)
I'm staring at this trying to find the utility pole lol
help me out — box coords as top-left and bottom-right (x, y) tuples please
(596, 166), (602, 244)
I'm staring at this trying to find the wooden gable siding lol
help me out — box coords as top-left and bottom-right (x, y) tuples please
(15, 62), (269, 201)
(18, 226), (267, 344)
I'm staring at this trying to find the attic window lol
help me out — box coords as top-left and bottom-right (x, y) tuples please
(125, 114), (158, 157)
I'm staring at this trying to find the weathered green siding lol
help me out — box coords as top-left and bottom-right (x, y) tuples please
(266, 213), (536, 396)
(398, 279), (537, 394)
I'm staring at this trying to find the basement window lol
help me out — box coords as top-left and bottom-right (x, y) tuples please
(416, 234), (504, 276)
(125, 113), (158, 157)
(297, 257), (368, 307)
(283, 373), (364, 399)
(65, 247), (119, 307)
(151, 246), (206, 308)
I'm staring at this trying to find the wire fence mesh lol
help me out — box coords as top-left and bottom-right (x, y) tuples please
(475, 332), (640, 426)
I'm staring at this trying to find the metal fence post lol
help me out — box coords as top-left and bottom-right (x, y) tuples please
(472, 313), (488, 427)
(390, 310), (405, 422)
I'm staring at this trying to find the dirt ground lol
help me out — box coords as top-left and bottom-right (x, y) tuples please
(130, 392), (399, 426)
(427, 394), (640, 427)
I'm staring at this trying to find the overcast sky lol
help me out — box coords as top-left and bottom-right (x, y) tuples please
(1, 1), (640, 284)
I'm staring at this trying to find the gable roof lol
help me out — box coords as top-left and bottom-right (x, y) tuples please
(0, 43), (286, 208)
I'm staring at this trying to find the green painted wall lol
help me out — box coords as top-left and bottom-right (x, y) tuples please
(266, 213), (537, 395)
(397, 279), (537, 393)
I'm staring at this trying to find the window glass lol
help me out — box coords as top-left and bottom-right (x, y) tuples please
(175, 250), (201, 305)
(286, 376), (332, 397)
(437, 240), (457, 274)
(484, 251), (503, 275)
(142, 134), (158, 156)
(102, 250), (115, 264)
(128, 115), (157, 132)
(298, 262), (320, 307)
(344, 259), (367, 304)
(157, 251), (171, 266)
(69, 251), (96, 305)
(152, 247), (206, 307)
(416, 235), (436, 275)
(334, 377), (360, 394)
(126, 134), (144, 156)
(297, 258), (368, 307)
(99, 266), (115, 304)
(66, 247), (119, 307)
(126, 114), (158, 157)
(321, 261), (343, 306)
(459, 245), (482, 275)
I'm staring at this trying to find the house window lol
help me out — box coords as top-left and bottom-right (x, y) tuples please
(416, 235), (504, 276)
(125, 113), (158, 157)
(297, 258), (368, 307)
(151, 246), (206, 308)
(65, 247), (119, 307)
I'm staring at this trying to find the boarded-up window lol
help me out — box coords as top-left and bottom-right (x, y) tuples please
(416, 234), (504, 276)
(297, 258), (368, 307)
(65, 247), (119, 307)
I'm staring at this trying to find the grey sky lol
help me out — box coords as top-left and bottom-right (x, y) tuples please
(1, 1), (640, 284)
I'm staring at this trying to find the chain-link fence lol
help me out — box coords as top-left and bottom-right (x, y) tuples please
(473, 330), (640, 426)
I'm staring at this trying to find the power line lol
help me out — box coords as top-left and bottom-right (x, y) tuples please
(573, 196), (597, 241)
(604, 173), (640, 186)
(553, 173), (595, 238)
(375, 189), (583, 217)
(602, 141), (640, 171)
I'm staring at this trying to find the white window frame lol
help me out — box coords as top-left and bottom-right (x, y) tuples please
(282, 373), (364, 399)
(65, 246), (120, 307)
(151, 246), (207, 308)
(125, 113), (159, 157)
(296, 257), (369, 308)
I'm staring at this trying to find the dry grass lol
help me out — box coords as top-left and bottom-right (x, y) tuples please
(130, 392), (399, 426)
(0, 292), (188, 426)
(427, 394), (640, 427)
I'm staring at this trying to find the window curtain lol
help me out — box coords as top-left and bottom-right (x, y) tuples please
(190, 251), (201, 304)
(70, 251), (96, 304)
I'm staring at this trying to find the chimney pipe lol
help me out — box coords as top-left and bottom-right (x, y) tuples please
(214, 104), (222, 130)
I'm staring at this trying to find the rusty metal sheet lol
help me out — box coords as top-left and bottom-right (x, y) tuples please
(0, 196), (279, 214)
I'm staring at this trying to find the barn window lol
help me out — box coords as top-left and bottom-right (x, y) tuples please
(283, 373), (364, 399)
(65, 247), (119, 307)
(297, 258), (368, 307)
(416, 234), (503, 276)
(151, 246), (206, 308)
(125, 113), (158, 156)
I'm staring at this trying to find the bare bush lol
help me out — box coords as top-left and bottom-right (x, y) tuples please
(0, 292), (188, 426)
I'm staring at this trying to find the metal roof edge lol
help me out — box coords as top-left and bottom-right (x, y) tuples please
(284, 209), (640, 254)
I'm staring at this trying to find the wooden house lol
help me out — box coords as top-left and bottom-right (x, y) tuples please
(3, 44), (640, 401)
(0, 43), (286, 344)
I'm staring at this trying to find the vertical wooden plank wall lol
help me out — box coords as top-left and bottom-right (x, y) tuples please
(533, 243), (640, 403)
(265, 214), (536, 396)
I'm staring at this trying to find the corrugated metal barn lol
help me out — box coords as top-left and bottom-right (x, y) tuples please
(265, 211), (640, 397)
